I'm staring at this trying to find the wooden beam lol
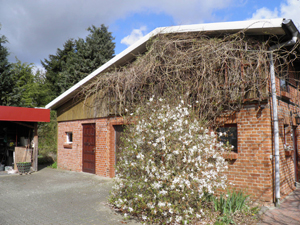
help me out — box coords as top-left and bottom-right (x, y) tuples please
(11, 121), (34, 129)
(33, 123), (38, 171)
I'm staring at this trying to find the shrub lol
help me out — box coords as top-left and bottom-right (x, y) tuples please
(38, 110), (57, 157)
(110, 97), (229, 224)
(48, 161), (57, 169)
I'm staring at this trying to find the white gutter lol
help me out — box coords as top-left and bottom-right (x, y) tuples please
(45, 18), (285, 110)
(269, 19), (300, 206)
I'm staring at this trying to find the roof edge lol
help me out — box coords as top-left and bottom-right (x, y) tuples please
(46, 18), (286, 110)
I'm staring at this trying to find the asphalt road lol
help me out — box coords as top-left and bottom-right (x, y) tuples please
(0, 168), (140, 225)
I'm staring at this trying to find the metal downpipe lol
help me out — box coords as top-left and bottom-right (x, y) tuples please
(269, 19), (300, 206)
(269, 52), (280, 206)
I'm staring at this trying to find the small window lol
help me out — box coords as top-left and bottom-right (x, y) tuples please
(280, 79), (289, 92)
(284, 125), (288, 145)
(217, 124), (238, 153)
(66, 132), (73, 143)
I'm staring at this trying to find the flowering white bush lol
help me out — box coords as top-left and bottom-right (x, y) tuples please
(284, 144), (293, 151)
(110, 97), (228, 224)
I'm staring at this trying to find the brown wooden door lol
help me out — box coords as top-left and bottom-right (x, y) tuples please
(114, 125), (124, 167)
(82, 123), (95, 174)
(293, 127), (299, 182)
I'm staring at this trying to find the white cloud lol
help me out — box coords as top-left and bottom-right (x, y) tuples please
(0, 0), (235, 67)
(121, 26), (147, 46)
(250, 0), (300, 28)
(280, 0), (300, 27)
(142, 0), (233, 24)
(250, 7), (279, 20)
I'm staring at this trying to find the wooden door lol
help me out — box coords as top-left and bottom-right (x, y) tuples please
(293, 127), (299, 182)
(114, 125), (124, 167)
(82, 123), (95, 174)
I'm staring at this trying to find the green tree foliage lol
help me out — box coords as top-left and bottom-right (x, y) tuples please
(78, 24), (115, 73)
(0, 25), (51, 107)
(38, 110), (57, 157)
(42, 24), (115, 99)
(8, 59), (51, 107)
(10, 59), (35, 107)
(0, 26), (13, 105)
(9, 59), (34, 106)
(0, 23), (115, 157)
(32, 69), (53, 107)
(41, 39), (76, 99)
(0, 24), (55, 157)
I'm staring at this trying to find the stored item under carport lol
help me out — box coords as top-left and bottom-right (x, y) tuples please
(16, 162), (31, 173)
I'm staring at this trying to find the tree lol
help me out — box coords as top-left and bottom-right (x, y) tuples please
(9, 59), (34, 107)
(42, 24), (115, 99)
(41, 39), (76, 99)
(38, 110), (57, 157)
(32, 69), (53, 107)
(0, 26), (13, 105)
(78, 24), (115, 73)
(8, 59), (50, 107)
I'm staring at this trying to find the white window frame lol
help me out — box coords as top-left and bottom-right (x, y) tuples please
(66, 132), (73, 144)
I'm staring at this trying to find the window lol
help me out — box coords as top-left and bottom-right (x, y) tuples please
(283, 125), (293, 151)
(284, 125), (288, 145)
(217, 124), (238, 153)
(280, 79), (289, 92)
(66, 132), (73, 143)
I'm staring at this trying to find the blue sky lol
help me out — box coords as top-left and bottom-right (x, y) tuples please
(0, 0), (299, 70)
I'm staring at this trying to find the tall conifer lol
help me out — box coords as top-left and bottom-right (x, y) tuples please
(0, 26), (13, 105)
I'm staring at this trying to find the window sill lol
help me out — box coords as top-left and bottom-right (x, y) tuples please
(63, 143), (72, 149)
(281, 91), (291, 100)
(285, 150), (294, 157)
(223, 152), (238, 160)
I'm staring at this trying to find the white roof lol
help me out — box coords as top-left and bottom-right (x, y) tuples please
(46, 18), (287, 109)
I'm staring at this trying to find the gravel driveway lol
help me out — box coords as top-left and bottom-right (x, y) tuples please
(0, 168), (140, 225)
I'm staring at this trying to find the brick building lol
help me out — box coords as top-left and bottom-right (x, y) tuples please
(46, 18), (300, 203)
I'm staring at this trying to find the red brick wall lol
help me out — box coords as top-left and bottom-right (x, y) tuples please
(222, 104), (274, 202)
(275, 100), (299, 198)
(57, 117), (124, 177)
(57, 79), (300, 203)
(274, 74), (299, 199)
(221, 97), (299, 202)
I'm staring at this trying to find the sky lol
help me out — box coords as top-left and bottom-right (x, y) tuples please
(1, 0), (300, 71)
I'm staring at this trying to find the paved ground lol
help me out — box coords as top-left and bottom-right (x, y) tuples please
(1, 168), (299, 225)
(258, 187), (300, 225)
(0, 168), (140, 225)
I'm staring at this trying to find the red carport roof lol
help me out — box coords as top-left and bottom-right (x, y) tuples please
(0, 106), (50, 122)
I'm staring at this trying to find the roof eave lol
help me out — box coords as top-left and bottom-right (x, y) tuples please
(45, 18), (287, 110)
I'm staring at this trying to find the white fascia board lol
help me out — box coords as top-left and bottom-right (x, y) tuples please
(45, 18), (285, 110)
(158, 18), (285, 35)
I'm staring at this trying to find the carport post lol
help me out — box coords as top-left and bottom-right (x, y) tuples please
(33, 122), (38, 171)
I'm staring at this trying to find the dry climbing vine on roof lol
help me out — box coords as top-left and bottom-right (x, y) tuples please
(79, 31), (298, 126)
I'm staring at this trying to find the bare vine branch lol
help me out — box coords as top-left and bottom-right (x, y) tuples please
(78, 31), (298, 126)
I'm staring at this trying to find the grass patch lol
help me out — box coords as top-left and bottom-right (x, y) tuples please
(48, 161), (57, 169)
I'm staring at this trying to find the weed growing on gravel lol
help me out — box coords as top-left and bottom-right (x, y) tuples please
(48, 161), (57, 169)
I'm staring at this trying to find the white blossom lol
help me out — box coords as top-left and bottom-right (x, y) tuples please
(111, 98), (228, 223)
(142, 215), (147, 220)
